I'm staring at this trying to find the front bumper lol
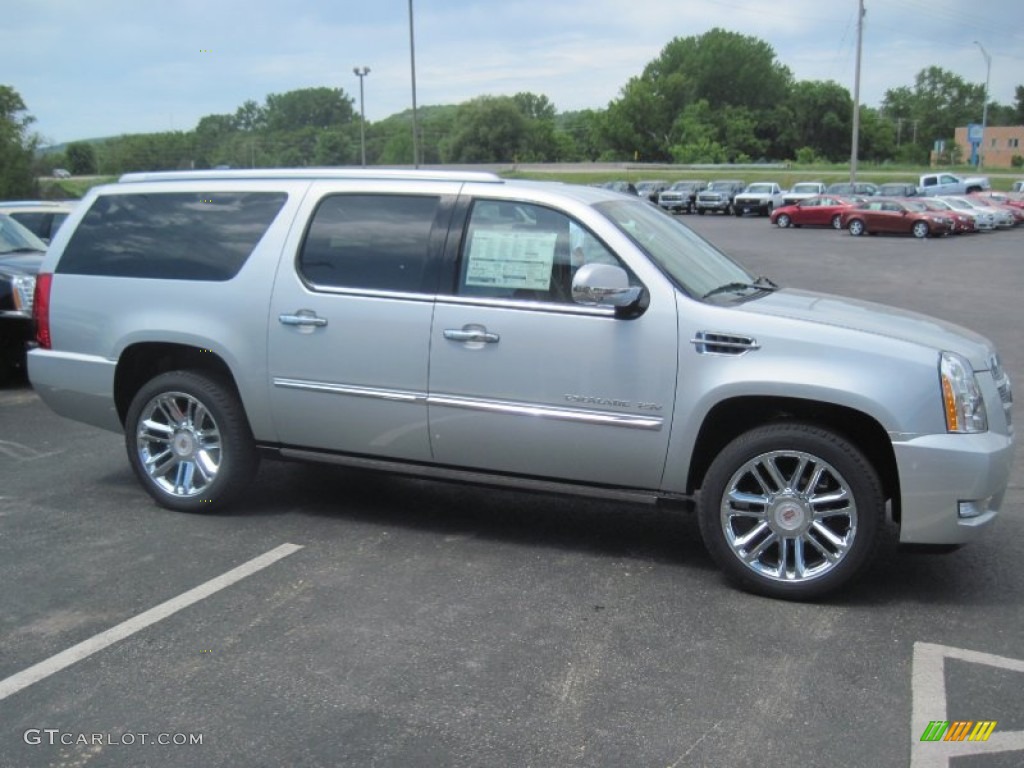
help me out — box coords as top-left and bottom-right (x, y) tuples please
(696, 199), (730, 211)
(894, 430), (1015, 544)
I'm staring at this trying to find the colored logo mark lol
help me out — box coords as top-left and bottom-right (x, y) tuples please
(920, 720), (997, 742)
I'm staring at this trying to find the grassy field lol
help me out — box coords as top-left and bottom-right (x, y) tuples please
(503, 165), (1024, 191)
(33, 166), (1023, 199)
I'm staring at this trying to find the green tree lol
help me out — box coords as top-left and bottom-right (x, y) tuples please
(882, 67), (984, 154)
(65, 141), (97, 175)
(234, 99), (267, 132)
(264, 87), (354, 132)
(783, 80), (853, 161)
(444, 96), (528, 162)
(603, 29), (792, 160)
(0, 85), (39, 197)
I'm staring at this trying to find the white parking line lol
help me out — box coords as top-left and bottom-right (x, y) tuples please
(0, 542), (303, 701)
(910, 641), (1024, 767)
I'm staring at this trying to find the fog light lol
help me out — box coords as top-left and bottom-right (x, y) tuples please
(958, 500), (988, 519)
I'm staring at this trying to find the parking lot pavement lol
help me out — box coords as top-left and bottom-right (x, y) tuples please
(2, 220), (1022, 767)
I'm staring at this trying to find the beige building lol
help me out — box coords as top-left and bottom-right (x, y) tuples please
(954, 125), (1024, 169)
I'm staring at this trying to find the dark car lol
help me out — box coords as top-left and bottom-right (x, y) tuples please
(840, 198), (954, 238)
(0, 214), (47, 383)
(657, 180), (707, 214)
(827, 181), (880, 197)
(601, 180), (640, 196)
(634, 180), (670, 204)
(877, 182), (919, 198)
(695, 180), (745, 215)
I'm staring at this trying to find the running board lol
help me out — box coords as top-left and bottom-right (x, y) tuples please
(273, 446), (688, 506)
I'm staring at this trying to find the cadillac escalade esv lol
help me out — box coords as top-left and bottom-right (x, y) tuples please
(28, 169), (1015, 599)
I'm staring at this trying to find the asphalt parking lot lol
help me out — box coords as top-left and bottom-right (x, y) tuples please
(1, 214), (1022, 767)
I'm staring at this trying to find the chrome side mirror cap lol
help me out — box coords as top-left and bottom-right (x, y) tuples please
(571, 263), (643, 309)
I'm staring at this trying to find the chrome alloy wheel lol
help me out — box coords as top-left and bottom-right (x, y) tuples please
(720, 450), (858, 583)
(136, 391), (222, 497)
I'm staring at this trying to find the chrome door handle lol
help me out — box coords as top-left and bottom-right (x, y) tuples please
(444, 328), (500, 343)
(279, 312), (328, 327)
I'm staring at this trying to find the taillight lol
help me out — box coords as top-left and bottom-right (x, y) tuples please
(33, 272), (53, 349)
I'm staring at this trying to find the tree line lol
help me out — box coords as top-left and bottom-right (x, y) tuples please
(5, 28), (1024, 195)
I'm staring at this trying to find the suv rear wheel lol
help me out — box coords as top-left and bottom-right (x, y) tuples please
(697, 423), (883, 599)
(125, 370), (259, 512)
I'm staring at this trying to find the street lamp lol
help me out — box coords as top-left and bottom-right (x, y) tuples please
(353, 66), (371, 166)
(408, 0), (420, 168)
(974, 41), (991, 169)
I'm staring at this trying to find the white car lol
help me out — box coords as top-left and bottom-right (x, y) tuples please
(926, 197), (995, 231)
(944, 196), (1014, 229)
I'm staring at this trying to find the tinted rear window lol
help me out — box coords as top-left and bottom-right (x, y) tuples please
(298, 194), (440, 293)
(58, 192), (287, 280)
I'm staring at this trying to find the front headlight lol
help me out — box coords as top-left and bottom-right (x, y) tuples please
(940, 351), (988, 433)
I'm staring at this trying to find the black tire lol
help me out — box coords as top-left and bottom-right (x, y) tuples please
(733, 207), (742, 217)
(697, 208), (706, 215)
(697, 423), (884, 600)
(776, 214), (791, 229)
(125, 370), (259, 512)
(848, 219), (865, 236)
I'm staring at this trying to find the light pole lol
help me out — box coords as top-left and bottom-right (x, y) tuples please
(353, 66), (370, 167)
(408, 0), (420, 168)
(973, 41), (991, 170)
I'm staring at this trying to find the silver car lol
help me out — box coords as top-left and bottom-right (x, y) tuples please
(27, 169), (1015, 599)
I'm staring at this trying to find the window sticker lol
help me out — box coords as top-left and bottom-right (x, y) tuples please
(465, 230), (557, 290)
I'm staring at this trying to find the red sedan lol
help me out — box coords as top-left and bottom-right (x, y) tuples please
(770, 195), (857, 229)
(841, 198), (954, 238)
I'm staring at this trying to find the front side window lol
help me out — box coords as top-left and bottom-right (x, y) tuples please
(456, 200), (630, 304)
(299, 194), (440, 293)
(59, 192), (287, 280)
(596, 198), (753, 299)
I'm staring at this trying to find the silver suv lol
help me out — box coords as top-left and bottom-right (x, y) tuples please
(28, 169), (1015, 599)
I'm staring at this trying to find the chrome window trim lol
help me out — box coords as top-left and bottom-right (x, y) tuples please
(272, 378), (663, 430)
(436, 294), (617, 317)
(297, 283), (437, 303)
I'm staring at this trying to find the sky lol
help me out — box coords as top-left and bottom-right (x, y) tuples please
(4, 0), (1023, 147)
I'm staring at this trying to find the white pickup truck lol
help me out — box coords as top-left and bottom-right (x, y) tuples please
(918, 173), (990, 196)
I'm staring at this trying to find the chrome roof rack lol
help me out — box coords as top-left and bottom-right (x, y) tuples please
(118, 168), (504, 184)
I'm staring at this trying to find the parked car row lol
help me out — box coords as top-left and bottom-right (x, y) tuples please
(765, 192), (1024, 238)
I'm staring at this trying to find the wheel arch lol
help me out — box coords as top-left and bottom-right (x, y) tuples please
(114, 342), (240, 427)
(685, 395), (900, 522)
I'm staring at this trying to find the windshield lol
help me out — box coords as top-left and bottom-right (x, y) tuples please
(747, 184), (773, 193)
(792, 184), (819, 193)
(595, 199), (756, 299)
(0, 213), (47, 253)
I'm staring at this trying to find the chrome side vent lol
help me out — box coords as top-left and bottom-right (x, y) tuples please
(691, 331), (760, 356)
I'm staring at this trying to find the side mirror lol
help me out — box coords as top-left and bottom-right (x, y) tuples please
(571, 263), (644, 312)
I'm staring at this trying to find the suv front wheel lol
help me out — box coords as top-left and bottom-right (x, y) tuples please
(125, 370), (259, 512)
(697, 423), (883, 599)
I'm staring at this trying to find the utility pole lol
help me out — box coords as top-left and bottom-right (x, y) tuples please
(353, 66), (371, 166)
(408, 0), (420, 168)
(850, 0), (865, 184)
(974, 41), (991, 170)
